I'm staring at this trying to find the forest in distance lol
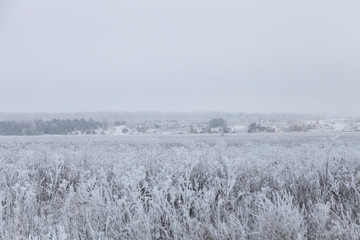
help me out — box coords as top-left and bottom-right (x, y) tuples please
(0, 119), (105, 135)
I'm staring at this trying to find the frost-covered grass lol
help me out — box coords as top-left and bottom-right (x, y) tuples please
(0, 134), (360, 239)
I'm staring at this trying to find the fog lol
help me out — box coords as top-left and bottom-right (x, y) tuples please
(0, 0), (359, 116)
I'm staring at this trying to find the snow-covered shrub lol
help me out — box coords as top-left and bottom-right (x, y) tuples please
(252, 192), (305, 240)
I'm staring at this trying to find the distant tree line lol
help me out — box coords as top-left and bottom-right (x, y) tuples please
(247, 122), (276, 133)
(0, 119), (106, 135)
(208, 118), (229, 133)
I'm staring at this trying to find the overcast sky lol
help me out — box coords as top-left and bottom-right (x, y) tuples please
(0, 0), (359, 116)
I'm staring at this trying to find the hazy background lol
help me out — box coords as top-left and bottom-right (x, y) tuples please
(0, 0), (359, 116)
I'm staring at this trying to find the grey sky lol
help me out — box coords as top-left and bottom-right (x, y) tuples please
(0, 0), (359, 116)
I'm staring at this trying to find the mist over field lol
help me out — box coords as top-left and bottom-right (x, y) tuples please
(1, 0), (360, 239)
(1, 0), (360, 116)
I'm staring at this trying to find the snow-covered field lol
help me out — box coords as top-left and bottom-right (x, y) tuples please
(0, 133), (360, 239)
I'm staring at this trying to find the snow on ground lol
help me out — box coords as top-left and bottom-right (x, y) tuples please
(0, 133), (360, 239)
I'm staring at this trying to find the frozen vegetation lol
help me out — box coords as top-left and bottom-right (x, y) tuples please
(0, 133), (360, 239)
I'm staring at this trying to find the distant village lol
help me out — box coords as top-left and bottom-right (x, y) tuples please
(109, 118), (360, 136)
(0, 114), (359, 136)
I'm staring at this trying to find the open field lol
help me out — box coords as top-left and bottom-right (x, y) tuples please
(0, 133), (360, 239)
